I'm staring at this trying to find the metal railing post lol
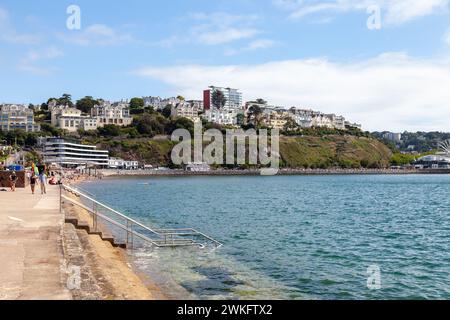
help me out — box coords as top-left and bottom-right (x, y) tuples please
(93, 202), (97, 231)
(59, 183), (62, 215)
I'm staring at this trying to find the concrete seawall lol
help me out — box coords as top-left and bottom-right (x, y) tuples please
(0, 171), (29, 188)
(98, 168), (450, 177)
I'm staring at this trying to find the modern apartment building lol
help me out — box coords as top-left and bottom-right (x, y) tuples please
(0, 104), (40, 132)
(203, 86), (243, 110)
(42, 138), (109, 167)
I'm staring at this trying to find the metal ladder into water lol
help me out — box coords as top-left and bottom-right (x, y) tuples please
(60, 184), (223, 249)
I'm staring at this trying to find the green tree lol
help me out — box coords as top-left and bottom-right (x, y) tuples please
(98, 125), (121, 137)
(134, 114), (169, 136)
(283, 118), (298, 132)
(57, 93), (73, 107)
(76, 96), (98, 114)
(161, 105), (172, 118)
(212, 90), (227, 109)
(247, 105), (263, 127)
(130, 97), (144, 109)
(236, 113), (245, 126)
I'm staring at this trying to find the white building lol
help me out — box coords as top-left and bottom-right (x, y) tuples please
(91, 101), (132, 127)
(51, 107), (96, 132)
(202, 108), (239, 126)
(108, 157), (139, 170)
(185, 162), (211, 172)
(171, 101), (203, 122)
(143, 96), (182, 110)
(204, 86), (243, 110)
(51, 101), (132, 132)
(383, 132), (402, 142)
(0, 104), (40, 132)
(43, 138), (109, 167)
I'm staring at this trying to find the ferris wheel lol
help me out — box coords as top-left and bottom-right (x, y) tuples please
(438, 140), (450, 154)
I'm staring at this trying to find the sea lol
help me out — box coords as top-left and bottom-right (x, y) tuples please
(79, 174), (450, 300)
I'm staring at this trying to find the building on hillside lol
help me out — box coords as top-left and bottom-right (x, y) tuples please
(51, 107), (96, 132)
(80, 118), (99, 131)
(42, 137), (109, 168)
(268, 114), (288, 130)
(143, 96), (182, 110)
(0, 104), (40, 132)
(345, 121), (362, 130)
(203, 86), (243, 110)
(171, 100), (203, 122)
(47, 99), (59, 111)
(383, 132), (402, 142)
(51, 101), (132, 132)
(201, 108), (240, 126)
(289, 109), (314, 128)
(91, 101), (132, 127)
(245, 100), (268, 110)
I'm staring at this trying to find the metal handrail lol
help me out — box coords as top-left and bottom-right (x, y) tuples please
(61, 184), (223, 248)
(62, 195), (197, 247)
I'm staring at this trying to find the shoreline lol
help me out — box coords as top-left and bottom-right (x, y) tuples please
(63, 175), (170, 300)
(99, 168), (450, 177)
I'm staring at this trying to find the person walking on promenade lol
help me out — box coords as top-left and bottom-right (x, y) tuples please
(9, 171), (18, 192)
(30, 173), (37, 195)
(39, 171), (47, 195)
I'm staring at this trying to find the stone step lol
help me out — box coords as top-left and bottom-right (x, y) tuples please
(76, 221), (91, 233)
(65, 216), (126, 249)
(113, 242), (127, 249)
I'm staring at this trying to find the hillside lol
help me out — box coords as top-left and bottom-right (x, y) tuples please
(279, 135), (392, 169)
(85, 135), (392, 169)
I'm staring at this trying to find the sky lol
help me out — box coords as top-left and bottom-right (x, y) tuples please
(1, 0), (450, 131)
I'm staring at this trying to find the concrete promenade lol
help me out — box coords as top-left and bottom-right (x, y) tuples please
(0, 185), (71, 300)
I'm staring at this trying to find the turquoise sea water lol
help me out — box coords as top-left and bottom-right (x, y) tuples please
(80, 175), (450, 300)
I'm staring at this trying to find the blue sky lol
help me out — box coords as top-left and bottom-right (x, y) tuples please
(1, 0), (450, 131)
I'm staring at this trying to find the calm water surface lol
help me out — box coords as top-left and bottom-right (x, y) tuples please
(80, 175), (450, 300)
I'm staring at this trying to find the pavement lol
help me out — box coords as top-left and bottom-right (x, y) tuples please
(0, 184), (72, 300)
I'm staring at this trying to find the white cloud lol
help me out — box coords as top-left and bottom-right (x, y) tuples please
(160, 12), (266, 47)
(276, 0), (450, 25)
(0, 7), (42, 44)
(59, 24), (133, 46)
(134, 53), (450, 132)
(195, 27), (259, 45)
(444, 28), (450, 45)
(225, 39), (277, 56)
(19, 46), (63, 75)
